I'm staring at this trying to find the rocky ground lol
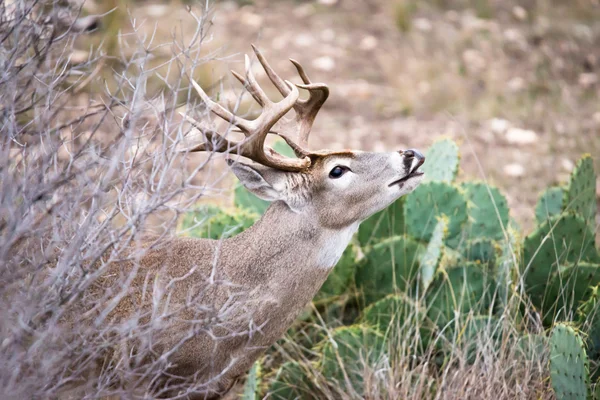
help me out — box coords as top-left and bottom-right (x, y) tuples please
(86, 0), (600, 231)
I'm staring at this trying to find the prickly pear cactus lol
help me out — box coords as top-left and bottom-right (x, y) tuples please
(316, 243), (359, 300)
(564, 154), (596, 224)
(461, 182), (509, 241)
(545, 263), (600, 323)
(535, 186), (565, 225)
(425, 262), (494, 328)
(522, 213), (598, 308)
(361, 294), (433, 351)
(420, 216), (448, 292)
(267, 361), (316, 400)
(180, 205), (259, 240)
(355, 236), (425, 304)
(319, 325), (387, 396)
(461, 238), (497, 264)
(550, 323), (589, 400)
(358, 197), (405, 248)
(233, 140), (295, 215)
(496, 226), (520, 308)
(579, 285), (600, 381)
(421, 138), (460, 183)
(404, 181), (468, 247)
(242, 361), (261, 400)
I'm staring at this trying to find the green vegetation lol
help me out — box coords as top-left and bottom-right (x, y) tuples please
(180, 139), (599, 399)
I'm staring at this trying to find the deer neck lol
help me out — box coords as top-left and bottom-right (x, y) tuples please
(225, 201), (358, 287)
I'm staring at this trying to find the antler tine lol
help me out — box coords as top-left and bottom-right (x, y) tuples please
(185, 54), (311, 171)
(251, 44), (329, 150)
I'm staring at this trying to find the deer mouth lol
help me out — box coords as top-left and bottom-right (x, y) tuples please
(388, 167), (424, 187)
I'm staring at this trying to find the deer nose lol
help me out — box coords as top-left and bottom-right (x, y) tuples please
(402, 149), (425, 168)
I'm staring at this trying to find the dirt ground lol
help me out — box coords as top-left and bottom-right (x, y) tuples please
(89, 0), (600, 232)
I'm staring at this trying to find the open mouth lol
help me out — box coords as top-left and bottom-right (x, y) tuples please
(388, 166), (425, 187)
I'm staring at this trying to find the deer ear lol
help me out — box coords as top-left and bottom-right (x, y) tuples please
(228, 160), (286, 202)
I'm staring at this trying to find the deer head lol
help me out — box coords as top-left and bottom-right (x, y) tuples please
(184, 46), (425, 230)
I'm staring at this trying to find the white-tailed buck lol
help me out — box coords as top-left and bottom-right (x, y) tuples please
(90, 46), (425, 399)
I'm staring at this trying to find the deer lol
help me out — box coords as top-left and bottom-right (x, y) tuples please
(80, 46), (426, 399)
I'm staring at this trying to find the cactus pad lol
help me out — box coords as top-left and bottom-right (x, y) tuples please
(316, 244), (359, 300)
(319, 325), (387, 396)
(425, 262), (494, 328)
(268, 361), (315, 400)
(404, 181), (468, 246)
(550, 323), (589, 400)
(420, 216), (448, 292)
(545, 263), (600, 323)
(180, 205), (258, 240)
(564, 154), (596, 224)
(579, 285), (600, 380)
(461, 238), (497, 264)
(358, 197), (405, 248)
(242, 361), (261, 400)
(422, 138), (460, 183)
(535, 186), (565, 225)
(523, 213), (598, 308)
(355, 236), (425, 304)
(461, 182), (510, 241)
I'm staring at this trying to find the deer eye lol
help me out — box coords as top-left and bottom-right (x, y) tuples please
(329, 166), (349, 179)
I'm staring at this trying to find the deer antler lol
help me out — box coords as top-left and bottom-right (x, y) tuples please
(182, 46), (329, 171)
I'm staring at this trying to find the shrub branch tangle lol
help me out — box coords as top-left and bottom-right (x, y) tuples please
(0, 1), (232, 398)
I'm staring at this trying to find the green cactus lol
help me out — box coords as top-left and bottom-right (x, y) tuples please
(233, 140), (295, 215)
(360, 294), (433, 351)
(564, 154), (596, 224)
(579, 285), (600, 381)
(420, 216), (448, 292)
(456, 315), (501, 362)
(522, 213), (598, 309)
(461, 238), (497, 264)
(549, 323), (589, 400)
(267, 361), (316, 400)
(357, 197), (405, 248)
(242, 361), (261, 400)
(404, 181), (468, 247)
(316, 243), (359, 300)
(422, 138), (460, 183)
(425, 262), (494, 329)
(355, 236), (425, 304)
(535, 186), (565, 225)
(319, 325), (387, 396)
(461, 182), (510, 241)
(180, 205), (259, 240)
(544, 263), (600, 323)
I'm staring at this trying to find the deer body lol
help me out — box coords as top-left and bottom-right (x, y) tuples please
(133, 200), (357, 397)
(81, 47), (426, 399)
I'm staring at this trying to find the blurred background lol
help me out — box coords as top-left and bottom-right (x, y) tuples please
(80, 0), (600, 230)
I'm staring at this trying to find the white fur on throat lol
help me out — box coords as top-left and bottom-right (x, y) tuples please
(316, 223), (359, 270)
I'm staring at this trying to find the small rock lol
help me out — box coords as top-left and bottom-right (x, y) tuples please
(359, 35), (378, 51)
(593, 112), (600, 124)
(507, 76), (525, 92)
(505, 127), (538, 145)
(413, 18), (432, 32)
(311, 56), (335, 72)
(321, 28), (336, 42)
(561, 158), (574, 172)
(294, 33), (315, 48)
(70, 50), (90, 64)
(490, 118), (510, 134)
(146, 4), (170, 18)
(241, 12), (263, 28)
(318, 0), (338, 5)
(512, 6), (528, 21)
(462, 49), (486, 73)
(504, 163), (525, 177)
(579, 73), (598, 88)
